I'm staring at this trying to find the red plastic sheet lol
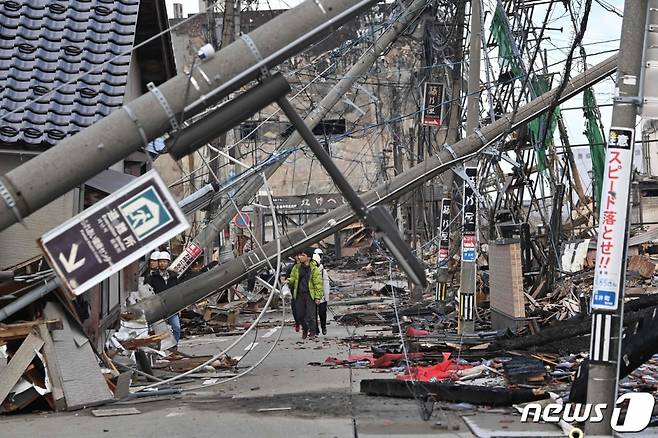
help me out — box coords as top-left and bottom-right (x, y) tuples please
(396, 352), (472, 382)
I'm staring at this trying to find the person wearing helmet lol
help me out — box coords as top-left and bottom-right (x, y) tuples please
(144, 251), (160, 285)
(312, 249), (330, 335)
(145, 251), (181, 342)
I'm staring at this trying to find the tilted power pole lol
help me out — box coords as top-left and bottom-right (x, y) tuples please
(126, 54), (618, 324)
(165, 0), (432, 273)
(0, 0), (378, 233)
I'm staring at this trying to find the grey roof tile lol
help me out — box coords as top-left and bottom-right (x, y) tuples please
(0, 0), (140, 147)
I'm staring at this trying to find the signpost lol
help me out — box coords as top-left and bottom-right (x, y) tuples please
(438, 198), (451, 263)
(169, 240), (204, 277)
(591, 127), (634, 312)
(421, 82), (444, 127)
(233, 211), (251, 229)
(260, 193), (347, 212)
(39, 171), (189, 296)
(459, 166), (478, 332)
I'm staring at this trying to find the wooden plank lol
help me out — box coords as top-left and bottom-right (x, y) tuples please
(91, 407), (141, 417)
(43, 302), (113, 410)
(0, 331), (43, 405)
(37, 324), (65, 411)
(0, 320), (62, 342)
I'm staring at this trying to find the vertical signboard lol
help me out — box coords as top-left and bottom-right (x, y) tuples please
(39, 171), (189, 296)
(461, 167), (478, 263)
(438, 198), (451, 263)
(170, 240), (204, 277)
(591, 127), (634, 311)
(421, 82), (444, 127)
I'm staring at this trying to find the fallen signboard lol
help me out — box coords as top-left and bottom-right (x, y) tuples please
(39, 170), (189, 296)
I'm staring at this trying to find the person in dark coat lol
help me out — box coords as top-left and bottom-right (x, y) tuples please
(146, 251), (181, 342)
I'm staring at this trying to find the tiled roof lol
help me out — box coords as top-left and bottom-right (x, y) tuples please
(0, 0), (140, 148)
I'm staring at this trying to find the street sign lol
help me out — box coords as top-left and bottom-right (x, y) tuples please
(462, 234), (476, 262)
(438, 198), (451, 263)
(461, 167), (478, 263)
(591, 127), (635, 311)
(170, 240), (204, 277)
(39, 170), (189, 296)
(421, 82), (444, 127)
(233, 211), (251, 229)
(260, 193), (347, 213)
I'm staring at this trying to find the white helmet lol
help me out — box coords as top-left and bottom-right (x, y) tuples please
(158, 251), (171, 261)
(150, 251), (161, 261)
(314, 248), (324, 255)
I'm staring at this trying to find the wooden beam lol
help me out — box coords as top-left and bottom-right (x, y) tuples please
(0, 331), (43, 405)
(0, 320), (62, 342)
(37, 324), (65, 410)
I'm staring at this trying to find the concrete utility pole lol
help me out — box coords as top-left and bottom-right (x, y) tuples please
(209, 0), (238, 265)
(585, 2), (647, 435)
(127, 54), (618, 324)
(458, 0), (481, 334)
(437, 0), (466, 304)
(162, 0), (429, 278)
(0, 0), (378, 233)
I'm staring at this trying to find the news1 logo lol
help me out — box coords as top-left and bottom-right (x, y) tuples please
(520, 393), (655, 433)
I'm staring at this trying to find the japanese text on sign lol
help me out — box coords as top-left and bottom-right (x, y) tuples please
(438, 198), (451, 263)
(39, 171), (189, 296)
(421, 82), (444, 127)
(591, 128), (634, 311)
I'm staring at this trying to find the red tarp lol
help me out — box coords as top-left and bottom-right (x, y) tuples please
(396, 352), (472, 382)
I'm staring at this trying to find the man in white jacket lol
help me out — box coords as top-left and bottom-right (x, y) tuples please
(313, 248), (330, 335)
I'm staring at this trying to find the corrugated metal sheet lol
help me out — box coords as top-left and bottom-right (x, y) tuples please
(0, 0), (140, 147)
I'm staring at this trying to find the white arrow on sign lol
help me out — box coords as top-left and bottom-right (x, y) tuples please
(59, 244), (86, 273)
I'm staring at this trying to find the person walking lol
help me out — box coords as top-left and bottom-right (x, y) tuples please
(145, 251), (182, 342)
(282, 256), (302, 332)
(288, 248), (323, 339)
(313, 249), (330, 336)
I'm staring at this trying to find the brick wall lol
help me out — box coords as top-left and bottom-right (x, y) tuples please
(489, 241), (525, 318)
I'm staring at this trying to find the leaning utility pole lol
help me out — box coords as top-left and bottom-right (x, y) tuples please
(172, 0), (425, 255)
(585, 1), (646, 435)
(437, 0), (466, 305)
(0, 0), (378, 233)
(458, 0), (481, 334)
(207, 0), (239, 264)
(127, 54), (618, 324)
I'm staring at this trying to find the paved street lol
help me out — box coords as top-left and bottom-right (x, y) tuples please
(0, 311), (486, 438)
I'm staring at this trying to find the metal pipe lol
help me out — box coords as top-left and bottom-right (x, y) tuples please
(0, 277), (60, 322)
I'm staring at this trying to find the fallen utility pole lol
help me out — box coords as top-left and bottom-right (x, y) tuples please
(585, 1), (646, 435)
(164, 0), (431, 271)
(126, 54), (618, 324)
(360, 379), (547, 406)
(0, 0), (378, 232)
(177, 148), (293, 215)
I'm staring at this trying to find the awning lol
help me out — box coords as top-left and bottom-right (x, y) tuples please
(85, 169), (137, 194)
